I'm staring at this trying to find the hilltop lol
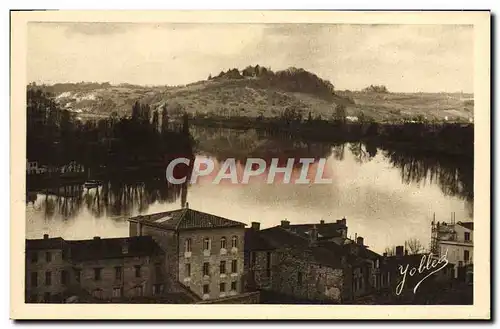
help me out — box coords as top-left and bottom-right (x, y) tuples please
(30, 66), (474, 123)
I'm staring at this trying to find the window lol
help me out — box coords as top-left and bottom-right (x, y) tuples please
(220, 237), (227, 249)
(266, 252), (272, 277)
(45, 252), (51, 263)
(231, 260), (238, 273)
(112, 288), (122, 298)
(93, 289), (103, 299)
(220, 282), (226, 293)
(75, 269), (81, 283)
(31, 272), (38, 288)
(203, 238), (211, 251)
(185, 263), (191, 277)
(203, 284), (209, 295)
(94, 268), (102, 281)
(45, 271), (51, 286)
(62, 249), (67, 260)
(297, 271), (303, 286)
(220, 261), (226, 274)
(465, 232), (471, 241)
(231, 236), (238, 248)
(135, 265), (142, 278)
(153, 284), (163, 296)
(203, 262), (210, 276)
(31, 252), (38, 263)
(115, 266), (122, 280)
(134, 286), (143, 297)
(231, 281), (237, 291)
(185, 238), (192, 252)
(61, 270), (68, 285)
(464, 250), (470, 262)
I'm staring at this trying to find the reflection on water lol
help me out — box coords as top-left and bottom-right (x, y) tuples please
(26, 127), (473, 253)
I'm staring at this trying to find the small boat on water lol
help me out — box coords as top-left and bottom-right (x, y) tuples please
(84, 180), (102, 189)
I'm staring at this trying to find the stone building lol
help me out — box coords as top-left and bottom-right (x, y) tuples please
(25, 234), (165, 303)
(128, 205), (247, 300)
(244, 219), (383, 303)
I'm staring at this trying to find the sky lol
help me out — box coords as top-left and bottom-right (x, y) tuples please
(27, 23), (473, 93)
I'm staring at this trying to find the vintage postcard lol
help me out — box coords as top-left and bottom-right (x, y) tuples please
(10, 10), (490, 319)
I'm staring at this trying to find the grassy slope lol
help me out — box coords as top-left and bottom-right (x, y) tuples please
(50, 78), (474, 122)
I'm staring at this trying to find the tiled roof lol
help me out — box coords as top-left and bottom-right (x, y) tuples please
(288, 222), (346, 240)
(129, 208), (245, 231)
(251, 227), (345, 268)
(457, 221), (474, 231)
(244, 228), (275, 251)
(26, 237), (65, 250)
(68, 236), (164, 261)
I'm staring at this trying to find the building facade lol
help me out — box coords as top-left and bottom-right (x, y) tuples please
(244, 219), (383, 303)
(129, 205), (246, 300)
(431, 220), (473, 281)
(25, 235), (165, 303)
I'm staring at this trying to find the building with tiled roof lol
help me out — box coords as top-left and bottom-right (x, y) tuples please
(128, 206), (245, 231)
(128, 204), (247, 301)
(244, 218), (384, 303)
(25, 234), (166, 303)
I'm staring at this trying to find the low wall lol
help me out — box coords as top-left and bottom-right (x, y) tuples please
(196, 291), (260, 304)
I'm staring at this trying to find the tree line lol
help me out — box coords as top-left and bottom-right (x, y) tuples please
(27, 87), (193, 173)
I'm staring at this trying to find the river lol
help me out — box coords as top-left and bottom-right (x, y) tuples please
(26, 127), (473, 254)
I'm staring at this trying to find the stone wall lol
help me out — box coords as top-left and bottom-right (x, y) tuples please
(247, 247), (344, 303)
(178, 227), (245, 300)
(25, 248), (69, 302)
(196, 291), (260, 304)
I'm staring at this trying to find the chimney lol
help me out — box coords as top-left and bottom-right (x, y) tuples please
(185, 202), (189, 209)
(395, 245), (404, 257)
(320, 220), (325, 225)
(281, 219), (290, 229)
(93, 236), (101, 241)
(309, 225), (318, 245)
(405, 249), (409, 256)
(383, 252), (387, 257)
(251, 222), (260, 231)
(43, 234), (49, 240)
(356, 236), (364, 246)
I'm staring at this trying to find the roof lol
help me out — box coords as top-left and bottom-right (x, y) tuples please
(457, 221), (474, 231)
(129, 208), (246, 231)
(288, 221), (346, 240)
(68, 236), (164, 261)
(26, 237), (65, 250)
(244, 228), (275, 251)
(251, 226), (345, 268)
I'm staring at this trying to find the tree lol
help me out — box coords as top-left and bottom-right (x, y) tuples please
(131, 101), (141, 122)
(152, 110), (159, 131)
(384, 246), (396, 256)
(333, 104), (346, 124)
(161, 103), (169, 133)
(405, 238), (424, 255)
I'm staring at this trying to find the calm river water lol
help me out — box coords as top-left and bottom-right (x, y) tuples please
(26, 128), (472, 253)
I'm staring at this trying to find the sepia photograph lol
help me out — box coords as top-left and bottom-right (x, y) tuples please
(10, 10), (490, 319)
